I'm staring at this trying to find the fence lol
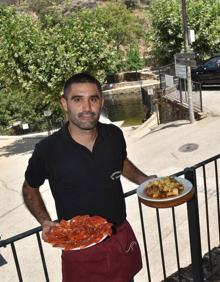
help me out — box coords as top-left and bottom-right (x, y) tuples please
(1, 154), (220, 281)
(159, 64), (203, 112)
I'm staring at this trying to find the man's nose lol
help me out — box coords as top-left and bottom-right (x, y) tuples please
(82, 99), (92, 111)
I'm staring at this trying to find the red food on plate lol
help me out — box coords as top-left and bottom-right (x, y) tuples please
(45, 215), (113, 250)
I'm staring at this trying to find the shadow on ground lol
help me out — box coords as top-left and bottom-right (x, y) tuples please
(138, 121), (189, 140)
(0, 136), (45, 157)
(154, 121), (189, 131)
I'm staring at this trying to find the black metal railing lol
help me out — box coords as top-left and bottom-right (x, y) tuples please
(1, 154), (220, 281)
(130, 167), (203, 282)
(0, 226), (49, 282)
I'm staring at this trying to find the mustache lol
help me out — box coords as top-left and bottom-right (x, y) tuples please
(78, 111), (96, 117)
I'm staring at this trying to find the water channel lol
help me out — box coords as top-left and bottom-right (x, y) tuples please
(103, 99), (146, 127)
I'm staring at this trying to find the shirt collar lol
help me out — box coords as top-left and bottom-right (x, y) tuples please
(62, 121), (105, 143)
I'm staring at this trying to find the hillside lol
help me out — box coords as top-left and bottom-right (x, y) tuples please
(0, 0), (151, 9)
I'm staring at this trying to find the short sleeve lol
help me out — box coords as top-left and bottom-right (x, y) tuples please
(122, 133), (127, 159)
(118, 127), (127, 160)
(25, 144), (48, 188)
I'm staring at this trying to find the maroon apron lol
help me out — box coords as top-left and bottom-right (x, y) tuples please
(62, 220), (142, 282)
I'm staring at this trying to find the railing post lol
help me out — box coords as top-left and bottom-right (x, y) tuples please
(185, 168), (204, 281)
(36, 232), (50, 282)
(11, 242), (23, 282)
(138, 198), (152, 282)
(199, 83), (203, 112)
(179, 78), (183, 104)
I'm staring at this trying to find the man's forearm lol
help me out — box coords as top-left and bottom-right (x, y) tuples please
(22, 181), (51, 226)
(122, 158), (156, 185)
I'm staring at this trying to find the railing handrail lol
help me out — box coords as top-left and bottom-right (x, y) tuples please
(0, 226), (42, 248)
(2, 152), (219, 248)
(2, 150), (218, 248)
(190, 153), (220, 169)
(0, 189), (138, 249)
(1, 153), (220, 281)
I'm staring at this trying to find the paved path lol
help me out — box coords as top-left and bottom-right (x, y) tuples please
(202, 87), (220, 116)
(0, 89), (220, 281)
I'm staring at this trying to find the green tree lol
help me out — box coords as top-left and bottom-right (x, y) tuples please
(0, 7), (120, 132)
(91, 3), (146, 50)
(0, 90), (50, 133)
(125, 45), (145, 71)
(148, 0), (182, 65)
(149, 0), (220, 66)
(0, 6), (119, 91)
(0, 7), (42, 92)
(188, 0), (220, 59)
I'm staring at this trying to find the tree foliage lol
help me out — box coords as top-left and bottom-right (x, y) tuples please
(0, 7), (118, 93)
(0, 3), (149, 133)
(0, 90), (50, 133)
(92, 2), (146, 50)
(125, 46), (145, 71)
(0, 6), (120, 132)
(148, 0), (182, 65)
(149, 0), (220, 65)
(187, 0), (220, 59)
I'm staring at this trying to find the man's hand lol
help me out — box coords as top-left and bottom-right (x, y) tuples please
(42, 220), (59, 242)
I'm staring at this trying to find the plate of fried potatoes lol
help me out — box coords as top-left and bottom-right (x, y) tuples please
(137, 176), (193, 202)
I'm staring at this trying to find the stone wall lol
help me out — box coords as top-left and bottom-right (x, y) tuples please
(105, 70), (157, 84)
(104, 85), (141, 102)
(158, 96), (205, 123)
(165, 246), (220, 281)
(103, 81), (160, 103)
(158, 97), (190, 123)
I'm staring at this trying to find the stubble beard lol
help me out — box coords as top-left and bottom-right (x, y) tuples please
(70, 112), (101, 130)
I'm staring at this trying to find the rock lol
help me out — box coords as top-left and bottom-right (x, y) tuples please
(69, 0), (97, 10)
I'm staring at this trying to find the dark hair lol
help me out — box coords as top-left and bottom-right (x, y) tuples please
(63, 72), (102, 98)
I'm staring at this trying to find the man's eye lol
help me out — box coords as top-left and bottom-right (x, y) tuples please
(73, 97), (81, 102)
(91, 97), (99, 102)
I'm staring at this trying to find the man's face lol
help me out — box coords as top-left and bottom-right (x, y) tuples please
(61, 82), (103, 130)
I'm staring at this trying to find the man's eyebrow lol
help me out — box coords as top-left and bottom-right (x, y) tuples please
(70, 92), (100, 96)
(70, 93), (101, 98)
(90, 94), (100, 98)
(69, 95), (82, 99)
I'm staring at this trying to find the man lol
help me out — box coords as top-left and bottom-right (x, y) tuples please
(22, 73), (156, 282)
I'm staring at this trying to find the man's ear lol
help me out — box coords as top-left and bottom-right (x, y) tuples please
(60, 96), (67, 112)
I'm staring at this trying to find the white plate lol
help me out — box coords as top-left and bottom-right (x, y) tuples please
(59, 234), (108, 251)
(137, 176), (193, 202)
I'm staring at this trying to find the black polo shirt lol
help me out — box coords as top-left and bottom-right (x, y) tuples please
(25, 122), (127, 225)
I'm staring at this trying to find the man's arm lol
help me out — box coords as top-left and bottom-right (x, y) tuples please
(122, 158), (156, 185)
(22, 180), (56, 240)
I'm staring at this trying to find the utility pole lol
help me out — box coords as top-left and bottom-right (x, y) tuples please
(181, 0), (195, 123)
